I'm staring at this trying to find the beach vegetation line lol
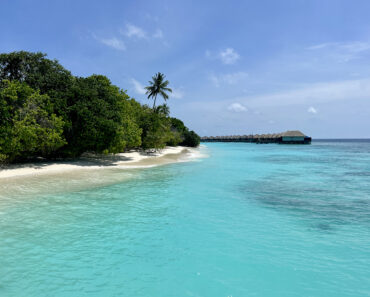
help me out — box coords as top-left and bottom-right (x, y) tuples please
(0, 51), (200, 163)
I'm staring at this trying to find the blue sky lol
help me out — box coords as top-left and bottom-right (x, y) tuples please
(2, 0), (370, 138)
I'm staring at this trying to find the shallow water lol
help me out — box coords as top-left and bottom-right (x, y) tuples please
(0, 141), (369, 296)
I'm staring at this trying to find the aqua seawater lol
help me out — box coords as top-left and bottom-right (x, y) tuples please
(0, 141), (369, 297)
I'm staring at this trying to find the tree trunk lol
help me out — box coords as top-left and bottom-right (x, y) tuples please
(152, 95), (157, 109)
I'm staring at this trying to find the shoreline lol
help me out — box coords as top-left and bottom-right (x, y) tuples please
(0, 146), (191, 179)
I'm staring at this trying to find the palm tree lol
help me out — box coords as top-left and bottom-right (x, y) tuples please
(154, 104), (170, 116)
(145, 72), (172, 109)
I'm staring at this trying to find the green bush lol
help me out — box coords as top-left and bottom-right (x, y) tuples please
(0, 81), (66, 162)
(182, 130), (200, 147)
(168, 117), (200, 147)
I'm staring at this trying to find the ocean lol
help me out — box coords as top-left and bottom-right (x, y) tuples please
(0, 141), (369, 296)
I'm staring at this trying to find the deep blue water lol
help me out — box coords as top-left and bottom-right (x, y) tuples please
(0, 141), (369, 296)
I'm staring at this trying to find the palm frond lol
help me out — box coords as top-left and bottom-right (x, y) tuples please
(145, 72), (173, 108)
(160, 90), (169, 100)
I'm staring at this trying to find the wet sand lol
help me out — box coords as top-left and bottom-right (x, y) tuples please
(0, 146), (206, 200)
(0, 146), (188, 179)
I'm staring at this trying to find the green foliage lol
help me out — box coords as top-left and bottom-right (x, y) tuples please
(0, 81), (66, 162)
(0, 51), (200, 163)
(138, 106), (172, 149)
(168, 117), (200, 147)
(62, 75), (142, 156)
(182, 130), (201, 147)
(170, 117), (187, 134)
(154, 103), (170, 116)
(0, 51), (74, 120)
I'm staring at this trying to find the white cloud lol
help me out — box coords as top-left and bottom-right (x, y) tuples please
(236, 78), (370, 108)
(94, 35), (126, 51)
(123, 23), (147, 39)
(153, 29), (164, 39)
(121, 24), (165, 44)
(171, 88), (184, 99)
(205, 48), (241, 64)
(227, 102), (247, 112)
(144, 13), (159, 22)
(341, 42), (370, 53)
(210, 72), (248, 87)
(182, 78), (370, 119)
(307, 41), (370, 62)
(307, 41), (370, 53)
(131, 79), (146, 95)
(307, 106), (318, 114)
(306, 43), (333, 50)
(219, 48), (240, 64)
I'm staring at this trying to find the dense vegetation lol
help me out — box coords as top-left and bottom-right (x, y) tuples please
(0, 51), (200, 163)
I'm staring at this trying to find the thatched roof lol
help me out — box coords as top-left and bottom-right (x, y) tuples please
(280, 130), (306, 137)
(201, 130), (308, 140)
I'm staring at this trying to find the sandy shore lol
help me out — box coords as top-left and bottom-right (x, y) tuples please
(0, 146), (189, 179)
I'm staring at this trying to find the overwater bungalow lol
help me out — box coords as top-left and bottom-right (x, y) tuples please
(200, 130), (311, 144)
(278, 130), (311, 144)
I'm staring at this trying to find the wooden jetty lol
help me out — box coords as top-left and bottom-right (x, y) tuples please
(200, 130), (311, 144)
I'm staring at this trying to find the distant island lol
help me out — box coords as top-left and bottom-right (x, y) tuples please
(0, 51), (200, 164)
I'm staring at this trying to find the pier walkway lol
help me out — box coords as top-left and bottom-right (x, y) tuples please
(201, 130), (311, 144)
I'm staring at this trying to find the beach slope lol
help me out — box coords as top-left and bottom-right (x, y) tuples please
(0, 146), (189, 179)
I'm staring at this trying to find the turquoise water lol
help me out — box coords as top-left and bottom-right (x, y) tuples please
(0, 141), (370, 296)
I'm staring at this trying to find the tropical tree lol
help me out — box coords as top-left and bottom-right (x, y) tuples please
(0, 51), (74, 121)
(154, 103), (170, 116)
(145, 72), (172, 109)
(0, 80), (66, 162)
(63, 75), (142, 156)
(0, 51), (201, 163)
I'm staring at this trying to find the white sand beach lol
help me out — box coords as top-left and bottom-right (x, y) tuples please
(0, 146), (189, 179)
